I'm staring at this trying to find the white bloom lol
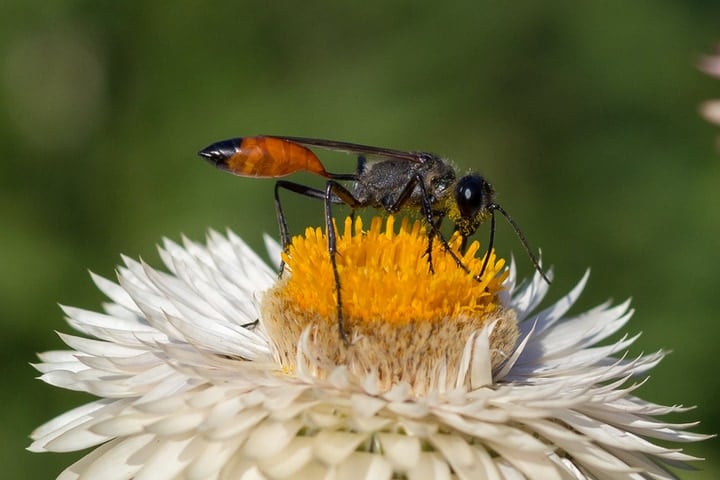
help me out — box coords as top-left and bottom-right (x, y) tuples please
(30, 217), (708, 479)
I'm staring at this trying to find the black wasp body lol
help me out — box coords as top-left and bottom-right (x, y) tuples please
(352, 153), (455, 212)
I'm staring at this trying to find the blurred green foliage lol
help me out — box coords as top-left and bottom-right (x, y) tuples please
(1, 0), (719, 477)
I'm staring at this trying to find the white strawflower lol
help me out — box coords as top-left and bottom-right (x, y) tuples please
(30, 216), (708, 479)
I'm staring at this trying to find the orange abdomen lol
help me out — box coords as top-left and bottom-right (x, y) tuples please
(199, 136), (330, 178)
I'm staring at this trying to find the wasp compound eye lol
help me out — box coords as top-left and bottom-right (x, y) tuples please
(455, 175), (490, 219)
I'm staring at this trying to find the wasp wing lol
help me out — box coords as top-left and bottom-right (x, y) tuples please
(266, 136), (439, 164)
(199, 135), (442, 180)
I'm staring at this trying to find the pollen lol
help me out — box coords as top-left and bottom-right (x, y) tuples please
(282, 215), (506, 322)
(261, 216), (519, 394)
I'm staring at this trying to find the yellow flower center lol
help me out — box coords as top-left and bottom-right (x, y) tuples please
(280, 215), (507, 324)
(261, 215), (518, 394)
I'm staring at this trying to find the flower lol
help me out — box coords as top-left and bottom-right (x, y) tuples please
(700, 46), (720, 129)
(30, 216), (707, 479)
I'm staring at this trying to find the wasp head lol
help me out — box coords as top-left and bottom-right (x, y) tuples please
(450, 174), (495, 238)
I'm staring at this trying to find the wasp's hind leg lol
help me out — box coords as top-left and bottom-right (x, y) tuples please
(274, 180), (336, 276)
(274, 178), (362, 344)
(323, 180), (363, 345)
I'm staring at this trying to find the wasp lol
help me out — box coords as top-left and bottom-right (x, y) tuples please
(199, 135), (549, 344)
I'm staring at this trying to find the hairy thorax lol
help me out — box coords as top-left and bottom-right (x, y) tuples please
(351, 157), (456, 211)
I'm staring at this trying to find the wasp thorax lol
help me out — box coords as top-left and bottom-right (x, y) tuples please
(455, 175), (494, 220)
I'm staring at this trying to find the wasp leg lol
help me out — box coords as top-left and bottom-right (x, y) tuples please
(425, 224), (435, 273)
(381, 175), (468, 274)
(381, 174), (433, 266)
(323, 180), (363, 346)
(387, 175), (471, 275)
(422, 214), (445, 274)
(274, 181), (343, 275)
(274, 179), (360, 344)
(476, 211), (496, 281)
(348, 156), (365, 226)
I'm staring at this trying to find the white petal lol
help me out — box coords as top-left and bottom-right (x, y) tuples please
(184, 437), (243, 480)
(91, 413), (154, 437)
(348, 414), (393, 433)
(258, 436), (314, 478)
(376, 433), (421, 470)
(263, 234), (283, 271)
(145, 410), (206, 436)
(336, 451), (393, 480)
(470, 325), (493, 388)
(30, 400), (120, 451)
(313, 430), (368, 465)
(487, 440), (561, 480)
(351, 393), (387, 417)
(242, 419), (304, 459)
(428, 433), (474, 468)
(305, 408), (346, 430)
(207, 406), (270, 441)
(406, 452), (451, 480)
(58, 332), (147, 358)
(61, 434), (153, 479)
(518, 270), (588, 336)
(91, 272), (141, 314)
(132, 435), (194, 480)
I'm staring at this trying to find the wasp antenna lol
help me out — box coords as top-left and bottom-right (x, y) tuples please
(490, 204), (551, 284)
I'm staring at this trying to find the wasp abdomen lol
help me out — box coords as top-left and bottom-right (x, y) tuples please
(199, 136), (330, 178)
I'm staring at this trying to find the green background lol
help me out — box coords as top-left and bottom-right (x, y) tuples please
(2, 1), (719, 477)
